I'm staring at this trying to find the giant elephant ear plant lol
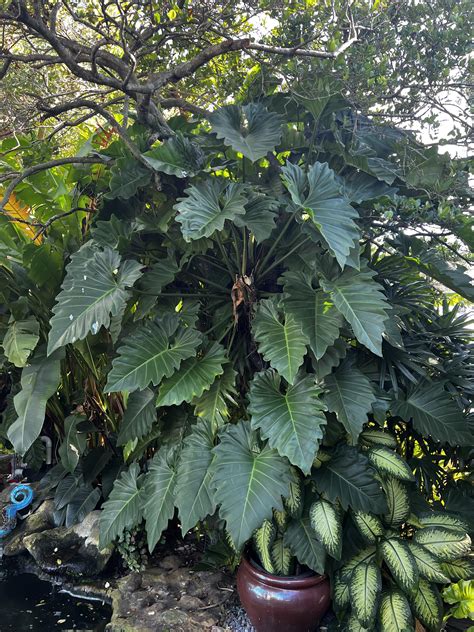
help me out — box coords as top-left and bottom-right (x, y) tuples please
(0, 94), (473, 631)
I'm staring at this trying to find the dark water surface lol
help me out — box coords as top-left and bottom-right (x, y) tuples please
(0, 572), (112, 631)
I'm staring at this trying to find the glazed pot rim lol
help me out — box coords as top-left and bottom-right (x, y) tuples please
(241, 552), (328, 589)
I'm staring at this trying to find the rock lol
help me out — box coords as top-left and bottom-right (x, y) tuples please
(23, 511), (113, 577)
(157, 553), (181, 571)
(3, 499), (55, 556)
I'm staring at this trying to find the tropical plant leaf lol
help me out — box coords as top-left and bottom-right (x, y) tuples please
(105, 319), (201, 392)
(410, 579), (442, 631)
(2, 316), (39, 367)
(175, 419), (216, 534)
(345, 614), (371, 632)
(253, 519), (276, 574)
(212, 421), (292, 549)
(117, 388), (156, 446)
(314, 445), (387, 513)
(379, 537), (419, 592)
(333, 573), (350, 610)
(352, 510), (385, 543)
(142, 133), (204, 177)
(379, 589), (413, 632)
(47, 244), (142, 354)
(281, 271), (343, 360)
(134, 256), (180, 317)
(271, 537), (292, 576)
(309, 498), (342, 559)
(341, 546), (377, 582)
(440, 558), (474, 581)
(324, 364), (376, 443)
(156, 342), (226, 407)
(252, 298), (309, 384)
(284, 517), (326, 574)
(99, 463), (144, 548)
(360, 430), (397, 449)
(8, 348), (62, 455)
(339, 171), (398, 204)
(249, 370), (326, 474)
(193, 364), (237, 430)
(314, 339), (347, 380)
(381, 476), (410, 527)
(413, 527), (471, 561)
(58, 414), (87, 473)
(234, 193), (278, 242)
(143, 449), (177, 551)
(367, 447), (415, 482)
(209, 103), (283, 162)
(65, 486), (101, 527)
(408, 542), (450, 583)
(417, 512), (469, 533)
(55, 472), (83, 510)
(392, 384), (472, 446)
(175, 180), (246, 241)
(320, 266), (390, 356)
(91, 215), (132, 252)
(105, 156), (151, 200)
(349, 559), (382, 627)
(281, 161), (360, 269)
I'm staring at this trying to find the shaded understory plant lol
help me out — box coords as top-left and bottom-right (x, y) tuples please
(0, 90), (472, 631)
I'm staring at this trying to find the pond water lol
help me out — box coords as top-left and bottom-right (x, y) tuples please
(0, 571), (112, 630)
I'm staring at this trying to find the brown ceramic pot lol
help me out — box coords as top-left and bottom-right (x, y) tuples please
(236, 553), (331, 632)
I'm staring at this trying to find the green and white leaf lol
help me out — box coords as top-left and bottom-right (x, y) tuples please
(379, 538), (419, 592)
(143, 449), (177, 551)
(341, 546), (377, 582)
(410, 579), (442, 631)
(379, 589), (414, 632)
(271, 538), (292, 576)
(360, 430), (397, 449)
(253, 519), (276, 574)
(2, 317), (39, 367)
(249, 370), (327, 474)
(309, 498), (342, 559)
(117, 388), (156, 446)
(367, 447), (415, 482)
(382, 476), (411, 527)
(333, 573), (350, 610)
(408, 542), (450, 583)
(284, 472), (303, 517)
(284, 517), (326, 574)
(252, 298), (309, 384)
(413, 527), (471, 561)
(417, 512), (469, 533)
(440, 558), (474, 581)
(212, 421), (292, 549)
(349, 559), (381, 627)
(352, 511), (385, 543)
(59, 414), (87, 473)
(142, 133), (204, 177)
(194, 364), (237, 430)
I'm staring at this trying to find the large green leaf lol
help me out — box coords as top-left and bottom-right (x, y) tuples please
(349, 559), (382, 627)
(410, 579), (442, 631)
(117, 388), (156, 446)
(379, 589), (413, 632)
(156, 342), (226, 407)
(134, 255), (180, 318)
(281, 161), (360, 269)
(143, 449), (177, 551)
(105, 319), (201, 392)
(320, 266), (390, 356)
(313, 445), (387, 513)
(408, 542), (450, 583)
(413, 527), (471, 561)
(105, 156), (152, 200)
(209, 103), (283, 162)
(58, 414), (87, 473)
(65, 486), (101, 528)
(324, 364), (376, 443)
(234, 193), (278, 243)
(284, 517), (326, 574)
(175, 419), (216, 534)
(47, 244), (142, 354)
(175, 180), (246, 241)
(249, 370), (326, 474)
(193, 364), (237, 430)
(8, 348), (62, 455)
(392, 384), (472, 446)
(339, 171), (398, 204)
(252, 298), (309, 384)
(309, 498), (342, 559)
(99, 463), (144, 548)
(367, 447), (415, 482)
(212, 421), (292, 549)
(379, 537), (419, 592)
(281, 271), (342, 360)
(142, 133), (204, 177)
(2, 317), (39, 367)
(382, 476), (410, 527)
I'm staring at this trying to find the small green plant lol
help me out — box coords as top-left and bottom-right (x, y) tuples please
(117, 526), (148, 573)
(442, 580), (474, 621)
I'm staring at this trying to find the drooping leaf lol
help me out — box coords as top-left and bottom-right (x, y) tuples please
(143, 449), (177, 551)
(105, 156), (151, 200)
(320, 266), (390, 356)
(333, 573), (350, 610)
(209, 103), (283, 162)
(284, 517), (326, 574)
(58, 414), (87, 473)
(8, 348), (62, 455)
(175, 180), (246, 241)
(408, 542), (450, 583)
(314, 445), (387, 513)
(413, 527), (471, 561)
(252, 298), (309, 384)
(156, 342), (226, 407)
(382, 476), (411, 527)
(212, 421), (292, 549)
(352, 510), (385, 543)
(2, 317), (39, 367)
(417, 512), (469, 533)
(105, 320), (201, 392)
(339, 170), (398, 204)
(349, 559), (382, 627)
(392, 384), (472, 446)
(281, 271), (342, 360)
(249, 370), (326, 474)
(367, 447), (415, 482)
(271, 538), (292, 576)
(99, 463), (144, 548)
(142, 133), (204, 177)
(54, 472), (83, 510)
(410, 579), (443, 631)
(48, 244), (142, 354)
(175, 419), (216, 534)
(65, 486), (101, 527)
(117, 388), (156, 446)
(253, 519), (276, 574)
(379, 537), (419, 592)
(379, 589), (413, 632)
(324, 364), (376, 443)
(281, 161), (360, 269)
(234, 193), (278, 242)
(309, 498), (342, 559)
(193, 364), (237, 430)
